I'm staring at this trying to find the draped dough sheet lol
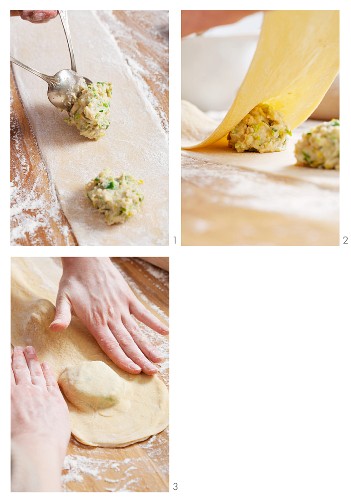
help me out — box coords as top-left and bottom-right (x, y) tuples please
(11, 11), (168, 246)
(182, 10), (339, 149)
(11, 258), (169, 447)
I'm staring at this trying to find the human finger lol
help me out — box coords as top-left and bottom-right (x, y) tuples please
(130, 301), (169, 335)
(12, 346), (31, 385)
(20, 10), (58, 23)
(41, 362), (59, 392)
(109, 321), (157, 375)
(122, 316), (164, 363)
(50, 293), (72, 332)
(23, 346), (46, 387)
(91, 326), (142, 374)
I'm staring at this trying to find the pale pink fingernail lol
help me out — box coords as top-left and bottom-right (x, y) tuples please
(33, 12), (46, 21)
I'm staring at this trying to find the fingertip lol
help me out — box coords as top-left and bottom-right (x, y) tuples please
(156, 323), (169, 335)
(24, 345), (35, 353)
(49, 320), (68, 332)
(41, 361), (54, 375)
(144, 366), (158, 375)
(153, 355), (165, 363)
(127, 362), (142, 374)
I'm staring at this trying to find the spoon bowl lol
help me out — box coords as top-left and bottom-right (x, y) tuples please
(47, 69), (92, 110)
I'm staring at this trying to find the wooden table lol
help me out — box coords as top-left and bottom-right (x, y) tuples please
(10, 11), (169, 246)
(62, 258), (169, 492)
(182, 152), (339, 246)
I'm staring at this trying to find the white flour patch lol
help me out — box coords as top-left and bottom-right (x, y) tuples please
(182, 154), (338, 222)
(10, 97), (71, 246)
(62, 455), (144, 491)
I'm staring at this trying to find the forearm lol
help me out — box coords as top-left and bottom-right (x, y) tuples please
(12, 437), (63, 492)
(181, 10), (259, 37)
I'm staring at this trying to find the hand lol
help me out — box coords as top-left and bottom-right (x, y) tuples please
(11, 10), (58, 23)
(11, 346), (70, 491)
(50, 258), (168, 375)
(11, 346), (70, 454)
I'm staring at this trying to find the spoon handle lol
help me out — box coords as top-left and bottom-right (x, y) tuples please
(10, 56), (56, 85)
(59, 10), (77, 73)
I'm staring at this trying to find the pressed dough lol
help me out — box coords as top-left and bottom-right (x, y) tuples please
(11, 11), (168, 245)
(11, 258), (169, 448)
(182, 10), (339, 149)
(58, 361), (127, 410)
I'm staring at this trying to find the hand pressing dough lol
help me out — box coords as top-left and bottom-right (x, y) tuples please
(11, 258), (169, 448)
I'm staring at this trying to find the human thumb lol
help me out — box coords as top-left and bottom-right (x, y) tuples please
(50, 295), (72, 332)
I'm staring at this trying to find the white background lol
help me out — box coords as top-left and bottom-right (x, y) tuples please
(3, 0), (351, 498)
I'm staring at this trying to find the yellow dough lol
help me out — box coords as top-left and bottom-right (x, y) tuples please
(182, 10), (339, 149)
(11, 258), (169, 448)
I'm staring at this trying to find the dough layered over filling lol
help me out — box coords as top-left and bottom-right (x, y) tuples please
(86, 169), (144, 225)
(227, 103), (291, 153)
(295, 119), (339, 170)
(66, 82), (112, 140)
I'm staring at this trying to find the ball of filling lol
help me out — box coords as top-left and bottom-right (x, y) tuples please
(65, 81), (112, 140)
(295, 119), (339, 170)
(58, 361), (125, 410)
(227, 103), (291, 153)
(85, 169), (144, 225)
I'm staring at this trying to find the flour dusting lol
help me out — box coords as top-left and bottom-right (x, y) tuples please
(10, 94), (72, 246)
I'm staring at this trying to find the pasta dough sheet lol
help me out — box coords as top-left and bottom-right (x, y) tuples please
(182, 10), (339, 149)
(182, 105), (339, 190)
(11, 11), (168, 246)
(11, 258), (169, 447)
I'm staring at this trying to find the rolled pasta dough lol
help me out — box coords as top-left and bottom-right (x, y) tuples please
(182, 11), (339, 149)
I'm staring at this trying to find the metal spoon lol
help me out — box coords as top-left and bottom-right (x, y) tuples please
(10, 11), (92, 111)
(58, 10), (77, 73)
(10, 57), (92, 111)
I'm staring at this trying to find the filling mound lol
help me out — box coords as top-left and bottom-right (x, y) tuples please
(295, 119), (339, 170)
(227, 103), (291, 153)
(85, 169), (144, 225)
(66, 82), (112, 140)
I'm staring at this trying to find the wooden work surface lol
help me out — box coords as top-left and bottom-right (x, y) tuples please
(62, 258), (169, 492)
(10, 11), (169, 246)
(182, 151), (339, 246)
